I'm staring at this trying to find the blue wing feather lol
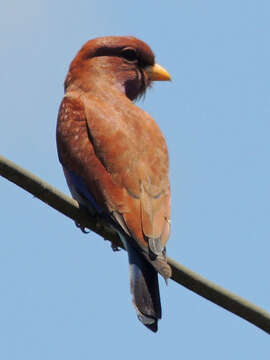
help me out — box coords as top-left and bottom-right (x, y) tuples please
(64, 168), (103, 215)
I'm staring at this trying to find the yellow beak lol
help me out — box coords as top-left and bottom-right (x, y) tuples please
(145, 63), (171, 81)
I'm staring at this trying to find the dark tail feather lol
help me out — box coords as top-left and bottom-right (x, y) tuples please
(123, 239), (161, 332)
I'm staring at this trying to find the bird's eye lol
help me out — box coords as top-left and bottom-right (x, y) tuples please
(121, 47), (138, 63)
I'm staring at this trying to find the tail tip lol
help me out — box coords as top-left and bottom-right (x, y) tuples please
(145, 321), (158, 333)
(138, 313), (159, 333)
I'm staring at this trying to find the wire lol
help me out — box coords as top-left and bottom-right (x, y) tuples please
(1, 153), (270, 334)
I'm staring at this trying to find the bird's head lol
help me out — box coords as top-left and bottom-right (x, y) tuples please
(65, 36), (171, 101)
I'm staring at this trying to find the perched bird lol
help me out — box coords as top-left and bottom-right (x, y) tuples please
(56, 36), (171, 332)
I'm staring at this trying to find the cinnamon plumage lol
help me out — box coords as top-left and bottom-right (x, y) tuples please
(57, 36), (171, 332)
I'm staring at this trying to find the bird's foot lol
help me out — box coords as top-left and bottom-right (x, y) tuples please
(75, 222), (90, 234)
(111, 242), (121, 252)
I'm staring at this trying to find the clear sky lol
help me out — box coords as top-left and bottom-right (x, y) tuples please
(1, 0), (270, 358)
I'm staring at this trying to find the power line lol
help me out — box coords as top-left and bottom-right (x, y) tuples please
(1, 153), (270, 334)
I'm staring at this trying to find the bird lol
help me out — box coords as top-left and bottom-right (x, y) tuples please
(56, 36), (171, 332)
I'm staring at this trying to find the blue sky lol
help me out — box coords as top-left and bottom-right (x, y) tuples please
(1, 0), (270, 358)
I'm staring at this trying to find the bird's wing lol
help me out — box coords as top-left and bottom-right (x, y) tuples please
(57, 94), (170, 259)
(83, 93), (171, 254)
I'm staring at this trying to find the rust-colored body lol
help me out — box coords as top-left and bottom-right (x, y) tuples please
(57, 36), (171, 331)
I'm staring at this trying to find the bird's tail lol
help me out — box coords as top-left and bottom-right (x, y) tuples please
(118, 233), (161, 332)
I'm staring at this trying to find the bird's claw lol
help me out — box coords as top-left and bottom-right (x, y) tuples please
(111, 243), (121, 252)
(75, 222), (90, 234)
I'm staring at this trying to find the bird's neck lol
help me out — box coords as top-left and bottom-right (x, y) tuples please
(65, 80), (135, 111)
(66, 75), (135, 105)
